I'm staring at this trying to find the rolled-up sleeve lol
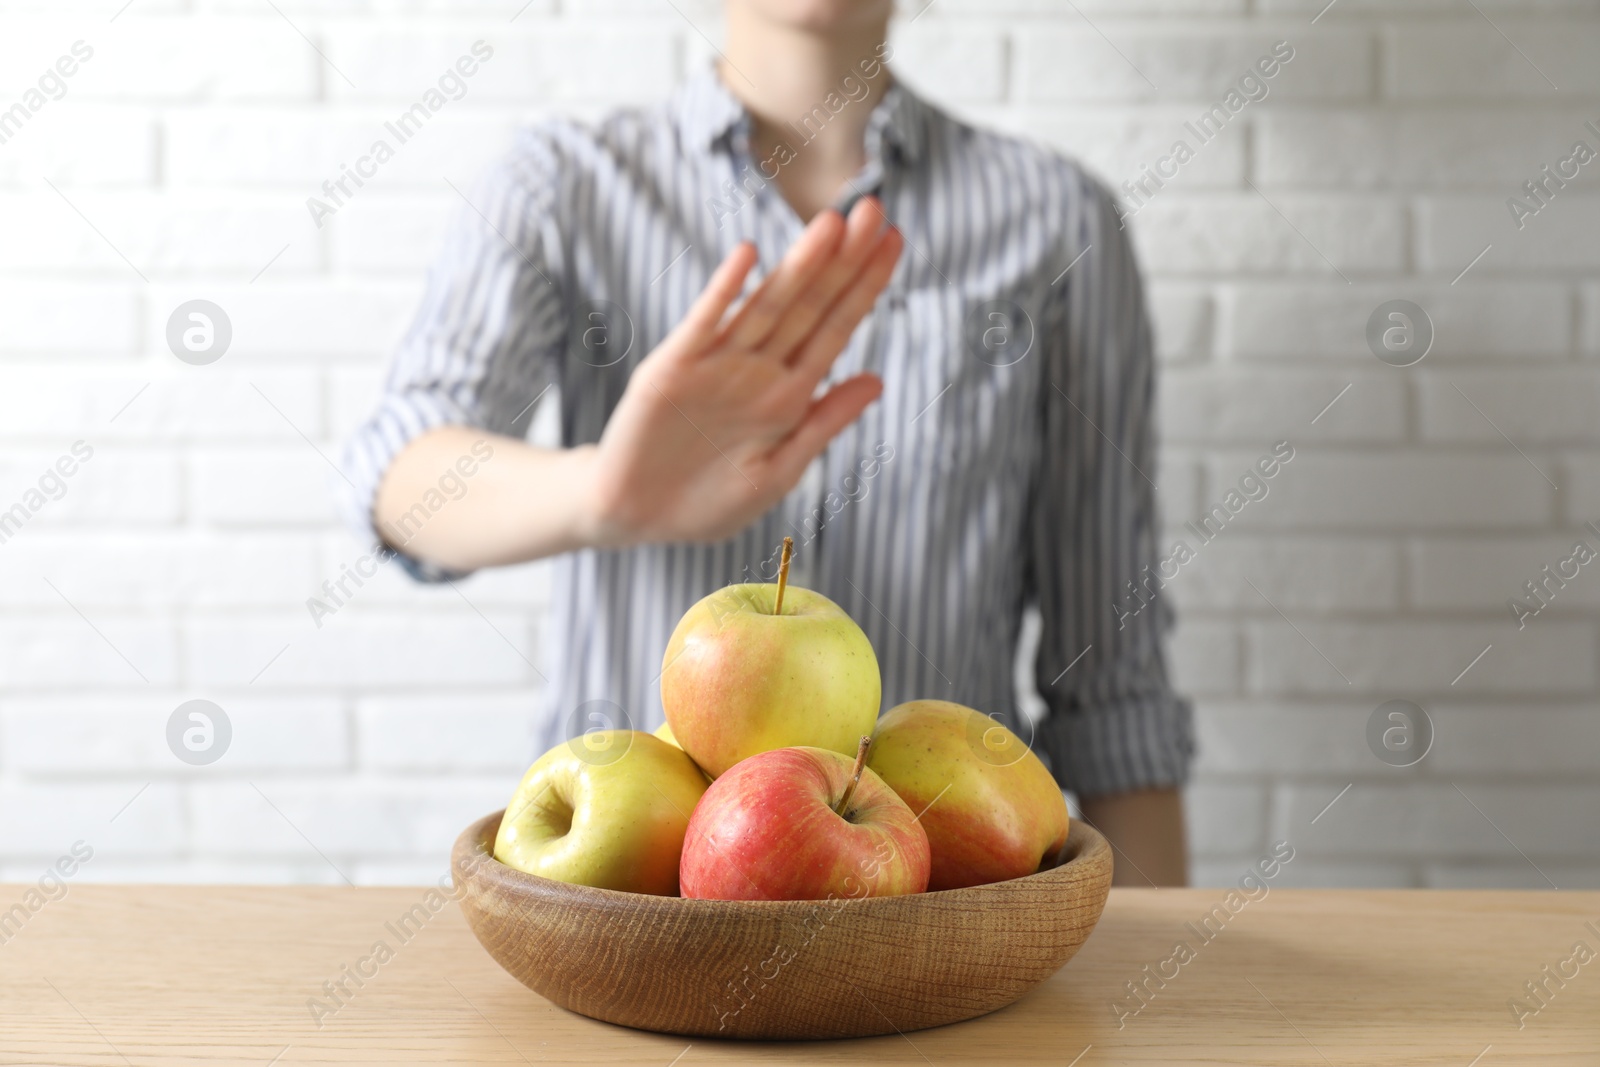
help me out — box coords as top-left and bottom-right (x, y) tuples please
(1029, 176), (1195, 799)
(339, 132), (566, 582)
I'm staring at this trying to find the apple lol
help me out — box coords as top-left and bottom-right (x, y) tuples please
(867, 700), (1069, 891)
(652, 722), (680, 748)
(680, 740), (930, 901)
(661, 539), (881, 778)
(493, 730), (708, 895)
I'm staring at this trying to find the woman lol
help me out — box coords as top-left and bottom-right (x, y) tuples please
(344, 0), (1193, 884)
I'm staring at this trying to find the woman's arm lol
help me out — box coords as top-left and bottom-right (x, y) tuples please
(1081, 788), (1188, 887)
(370, 198), (902, 573)
(1029, 174), (1195, 885)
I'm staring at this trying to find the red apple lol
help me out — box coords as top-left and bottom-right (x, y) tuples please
(679, 741), (930, 901)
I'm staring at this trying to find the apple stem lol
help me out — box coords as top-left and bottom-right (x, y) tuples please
(833, 735), (873, 818)
(773, 536), (794, 615)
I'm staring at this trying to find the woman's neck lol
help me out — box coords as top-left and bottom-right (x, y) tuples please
(719, 7), (893, 220)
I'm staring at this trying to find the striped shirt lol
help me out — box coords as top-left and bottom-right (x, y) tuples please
(342, 66), (1193, 798)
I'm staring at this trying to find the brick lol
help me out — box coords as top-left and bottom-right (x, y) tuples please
(188, 779), (507, 858)
(1389, 22), (1600, 99)
(1026, 111), (1247, 191)
(1429, 704), (1600, 773)
(1586, 283), (1600, 358)
(1168, 620), (1239, 696)
(0, 532), (319, 608)
(1156, 451), (1202, 530)
(1185, 782), (1267, 856)
(328, 195), (454, 274)
(1163, 537), (1401, 612)
(937, 1), (1246, 10)
(1018, 27), (1373, 102)
(1194, 702), (1376, 775)
(1129, 194), (1405, 276)
(0, 193), (318, 277)
(1147, 283), (1215, 362)
(1246, 620), (1596, 695)
(1418, 369), (1600, 444)
(166, 110), (520, 188)
(2, 695), (347, 772)
(324, 25), (679, 104)
(0, 283), (140, 355)
(1264, 0), (1600, 11)
(0, 106), (155, 187)
(1159, 368), (1404, 443)
(147, 283), (418, 359)
(1258, 109), (1600, 190)
(356, 692), (543, 771)
(1563, 451), (1600, 522)
(190, 448), (342, 525)
(1423, 863), (1600, 890)
(1408, 535), (1600, 612)
(1419, 195), (1600, 273)
(317, 533), (554, 609)
(893, 25), (1007, 104)
(1200, 856), (1413, 890)
(64, 858), (347, 885)
(1223, 281), (1574, 360)
(0, 448), (182, 525)
(327, 364), (388, 442)
(0, 783), (184, 857)
(0, 618), (178, 687)
(369, 0), (555, 13)
(0, 368), (322, 441)
(1280, 782), (1600, 860)
(185, 613), (537, 687)
(1204, 452), (1554, 531)
(66, 17), (316, 101)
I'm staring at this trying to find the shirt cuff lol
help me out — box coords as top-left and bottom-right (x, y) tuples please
(339, 390), (476, 585)
(1036, 690), (1195, 799)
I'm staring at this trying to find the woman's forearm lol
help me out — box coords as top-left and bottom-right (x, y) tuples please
(1079, 787), (1189, 887)
(372, 425), (602, 571)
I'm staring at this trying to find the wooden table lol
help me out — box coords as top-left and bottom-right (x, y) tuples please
(1, 886), (1595, 1065)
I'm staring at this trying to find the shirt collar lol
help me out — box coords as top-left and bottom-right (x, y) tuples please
(673, 63), (928, 167)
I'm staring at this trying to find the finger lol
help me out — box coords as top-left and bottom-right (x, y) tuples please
(672, 241), (759, 350)
(790, 226), (904, 383)
(717, 210), (846, 352)
(765, 373), (884, 479)
(760, 197), (890, 363)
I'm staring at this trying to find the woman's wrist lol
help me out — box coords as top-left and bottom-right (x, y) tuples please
(563, 443), (640, 552)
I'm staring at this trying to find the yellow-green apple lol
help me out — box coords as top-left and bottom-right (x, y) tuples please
(493, 730), (708, 895)
(868, 700), (1068, 891)
(653, 722), (680, 747)
(680, 741), (929, 901)
(660, 548), (880, 777)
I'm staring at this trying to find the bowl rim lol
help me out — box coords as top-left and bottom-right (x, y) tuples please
(452, 809), (1112, 912)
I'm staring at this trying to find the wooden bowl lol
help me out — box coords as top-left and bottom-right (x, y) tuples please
(452, 810), (1113, 1040)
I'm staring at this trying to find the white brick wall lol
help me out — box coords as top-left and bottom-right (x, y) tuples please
(0, 0), (1595, 890)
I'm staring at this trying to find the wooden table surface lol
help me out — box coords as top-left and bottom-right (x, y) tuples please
(1, 885), (1596, 1065)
